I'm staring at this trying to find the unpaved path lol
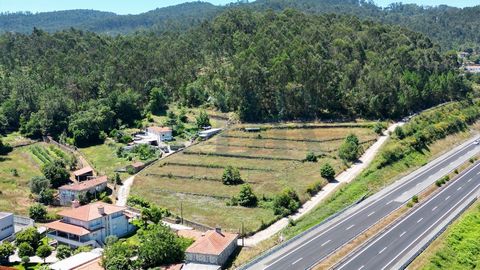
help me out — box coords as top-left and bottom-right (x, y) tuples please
(241, 122), (403, 246)
(116, 175), (135, 206)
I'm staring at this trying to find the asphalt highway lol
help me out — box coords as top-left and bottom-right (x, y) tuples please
(336, 161), (480, 270)
(245, 136), (480, 270)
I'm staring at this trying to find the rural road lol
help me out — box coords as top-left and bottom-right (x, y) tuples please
(243, 134), (480, 270)
(336, 160), (480, 270)
(116, 175), (135, 206)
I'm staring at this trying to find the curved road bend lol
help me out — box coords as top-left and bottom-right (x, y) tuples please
(336, 161), (480, 270)
(244, 136), (480, 270)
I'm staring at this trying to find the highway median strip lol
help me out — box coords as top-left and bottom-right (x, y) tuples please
(314, 154), (480, 270)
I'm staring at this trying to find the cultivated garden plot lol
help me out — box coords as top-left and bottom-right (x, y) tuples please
(0, 143), (70, 215)
(132, 122), (379, 233)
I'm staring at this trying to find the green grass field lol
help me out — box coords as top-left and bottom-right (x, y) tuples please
(410, 201), (480, 270)
(78, 140), (131, 179)
(132, 122), (379, 233)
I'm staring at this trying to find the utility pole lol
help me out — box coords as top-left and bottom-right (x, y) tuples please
(241, 221), (245, 246)
(180, 201), (184, 225)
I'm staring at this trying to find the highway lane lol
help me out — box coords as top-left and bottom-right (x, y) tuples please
(336, 162), (480, 270)
(245, 136), (480, 270)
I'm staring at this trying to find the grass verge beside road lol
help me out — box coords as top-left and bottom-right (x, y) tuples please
(409, 200), (480, 270)
(282, 103), (480, 239)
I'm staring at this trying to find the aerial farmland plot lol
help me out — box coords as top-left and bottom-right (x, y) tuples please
(132, 122), (380, 233)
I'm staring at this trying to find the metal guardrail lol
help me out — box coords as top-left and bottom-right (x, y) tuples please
(237, 195), (367, 270)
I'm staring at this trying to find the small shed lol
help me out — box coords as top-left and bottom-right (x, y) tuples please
(198, 128), (222, 140)
(126, 161), (145, 173)
(244, 127), (261, 132)
(72, 166), (94, 182)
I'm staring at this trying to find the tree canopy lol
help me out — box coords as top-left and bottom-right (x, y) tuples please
(0, 9), (470, 144)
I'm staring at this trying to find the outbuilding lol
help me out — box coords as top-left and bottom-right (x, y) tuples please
(185, 228), (238, 267)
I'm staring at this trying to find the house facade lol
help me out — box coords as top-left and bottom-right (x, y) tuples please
(147, 126), (173, 142)
(185, 228), (238, 267)
(59, 176), (108, 206)
(0, 212), (14, 241)
(45, 202), (136, 248)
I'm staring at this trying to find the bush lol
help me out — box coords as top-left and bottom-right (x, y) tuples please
(29, 203), (47, 221)
(412, 195), (419, 204)
(394, 126), (405, 139)
(38, 188), (55, 205)
(320, 163), (336, 181)
(235, 184), (258, 207)
(56, 245), (72, 260)
(338, 134), (360, 162)
(15, 227), (41, 249)
(305, 152), (318, 162)
(36, 244), (52, 262)
(272, 188), (300, 217)
(373, 122), (386, 135)
(29, 176), (51, 195)
(41, 159), (69, 188)
(0, 242), (15, 263)
(17, 242), (34, 258)
(10, 168), (18, 177)
(195, 110), (210, 128)
(306, 181), (324, 196)
(0, 139), (12, 155)
(222, 166), (243, 185)
(127, 195), (151, 208)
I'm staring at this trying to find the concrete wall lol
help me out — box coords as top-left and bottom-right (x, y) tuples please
(0, 213), (14, 241)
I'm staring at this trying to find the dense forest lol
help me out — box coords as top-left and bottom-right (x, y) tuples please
(0, 9), (470, 145)
(0, 2), (223, 35)
(1, 1), (480, 50)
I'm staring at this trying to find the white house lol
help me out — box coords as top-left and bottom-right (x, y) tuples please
(465, 65), (480, 73)
(185, 228), (238, 267)
(44, 202), (136, 248)
(58, 176), (108, 206)
(0, 212), (14, 241)
(147, 126), (173, 142)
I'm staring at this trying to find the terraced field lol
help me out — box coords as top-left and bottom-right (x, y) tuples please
(132, 122), (380, 233)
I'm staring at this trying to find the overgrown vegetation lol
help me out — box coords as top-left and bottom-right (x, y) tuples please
(282, 101), (480, 238)
(415, 202), (480, 270)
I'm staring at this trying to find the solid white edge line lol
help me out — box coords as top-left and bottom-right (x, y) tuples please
(265, 142), (479, 269)
(380, 183), (480, 270)
(336, 162), (480, 270)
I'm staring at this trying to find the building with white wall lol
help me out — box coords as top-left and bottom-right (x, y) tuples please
(58, 176), (108, 206)
(0, 212), (14, 241)
(44, 202), (136, 248)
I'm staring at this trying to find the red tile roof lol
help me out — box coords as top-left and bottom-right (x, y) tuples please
(58, 202), (126, 222)
(59, 176), (108, 192)
(73, 166), (94, 176)
(74, 258), (104, 270)
(131, 161), (145, 168)
(44, 220), (91, 236)
(186, 230), (238, 256)
(178, 229), (204, 241)
(148, 126), (172, 133)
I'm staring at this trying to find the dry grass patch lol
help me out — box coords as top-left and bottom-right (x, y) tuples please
(133, 123), (377, 233)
